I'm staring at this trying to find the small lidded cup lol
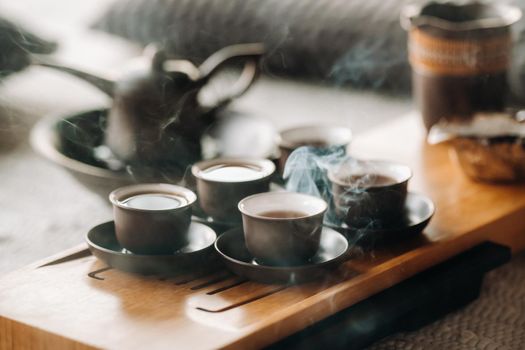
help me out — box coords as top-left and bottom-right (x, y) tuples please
(328, 160), (412, 228)
(238, 192), (328, 266)
(109, 183), (197, 254)
(192, 158), (275, 222)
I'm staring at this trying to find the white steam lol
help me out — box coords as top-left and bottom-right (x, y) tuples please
(283, 146), (385, 247)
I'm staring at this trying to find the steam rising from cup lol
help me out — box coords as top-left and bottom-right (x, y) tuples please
(283, 146), (345, 226)
(283, 146), (411, 246)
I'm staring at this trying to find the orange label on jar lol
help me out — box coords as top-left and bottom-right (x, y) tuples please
(409, 29), (511, 76)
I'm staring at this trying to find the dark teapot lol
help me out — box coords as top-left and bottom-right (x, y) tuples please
(34, 43), (264, 175)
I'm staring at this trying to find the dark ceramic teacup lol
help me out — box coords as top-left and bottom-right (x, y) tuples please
(328, 160), (412, 228)
(238, 192), (327, 266)
(191, 158), (275, 222)
(109, 183), (197, 254)
(278, 125), (352, 174)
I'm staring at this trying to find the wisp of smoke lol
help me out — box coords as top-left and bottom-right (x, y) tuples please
(328, 37), (409, 91)
(283, 145), (345, 226)
(283, 146), (384, 248)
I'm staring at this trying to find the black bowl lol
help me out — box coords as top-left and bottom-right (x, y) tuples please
(30, 109), (278, 198)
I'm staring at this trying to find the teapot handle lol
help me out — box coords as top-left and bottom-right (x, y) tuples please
(198, 43), (265, 108)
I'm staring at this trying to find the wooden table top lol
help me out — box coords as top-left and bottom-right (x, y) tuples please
(1, 114), (524, 350)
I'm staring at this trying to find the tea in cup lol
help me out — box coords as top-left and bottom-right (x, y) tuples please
(192, 158), (275, 222)
(238, 192), (327, 266)
(109, 183), (197, 254)
(329, 160), (412, 227)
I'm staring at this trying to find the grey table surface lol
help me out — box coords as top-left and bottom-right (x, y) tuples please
(0, 1), (524, 349)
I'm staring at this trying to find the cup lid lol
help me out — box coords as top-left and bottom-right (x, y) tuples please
(109, 183), (197, 212)
(191, 158), (275, 183)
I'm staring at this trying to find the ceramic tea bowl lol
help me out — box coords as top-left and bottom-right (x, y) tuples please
(109, 183), (197, 254)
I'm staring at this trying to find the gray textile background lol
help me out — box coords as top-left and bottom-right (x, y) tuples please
(92, 0), (525, 97)
(93, 0), (414, 91)
(0, 1), (525, 349)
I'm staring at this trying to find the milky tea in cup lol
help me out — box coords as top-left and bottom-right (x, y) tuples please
(192, 159), (275, 222)
(120, 193), (187, 210)
(110, 184), (196, 254)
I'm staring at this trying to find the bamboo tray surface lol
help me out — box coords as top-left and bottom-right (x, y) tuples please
(2, 114), (525, 350)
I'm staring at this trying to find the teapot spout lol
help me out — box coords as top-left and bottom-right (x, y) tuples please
(32, 54), (115, 96)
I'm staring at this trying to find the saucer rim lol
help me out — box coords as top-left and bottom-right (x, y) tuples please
(86, 220), (217, 258)
(215, 226), (349, 271)
(30, 109), (130, 180)
(333, 192), (435, 233)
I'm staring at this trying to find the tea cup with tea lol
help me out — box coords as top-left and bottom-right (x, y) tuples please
(238, 192), (327, 266)
(109, 183), (197, 254)
(192, 158), (275, 222)
(328, 160), (412, 228)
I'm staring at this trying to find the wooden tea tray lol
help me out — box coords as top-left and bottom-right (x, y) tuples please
(2, 114), (525, 349)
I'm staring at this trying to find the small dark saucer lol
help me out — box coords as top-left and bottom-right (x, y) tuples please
(86, 221), (217, 275)
(191, 205), (241, 232)
(215, 227), (349, 284)
(327, 192), (435, 246)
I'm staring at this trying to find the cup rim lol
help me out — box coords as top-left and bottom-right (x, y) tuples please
(191, 158), (275, 184)
(109, 183), (197, 212)
(278, 124), (352, 151)
(327, 159), (413, 188)
(238, 191), (328, 221)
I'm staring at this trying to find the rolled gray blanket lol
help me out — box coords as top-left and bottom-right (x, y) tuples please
(92, 0), (414, 92)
